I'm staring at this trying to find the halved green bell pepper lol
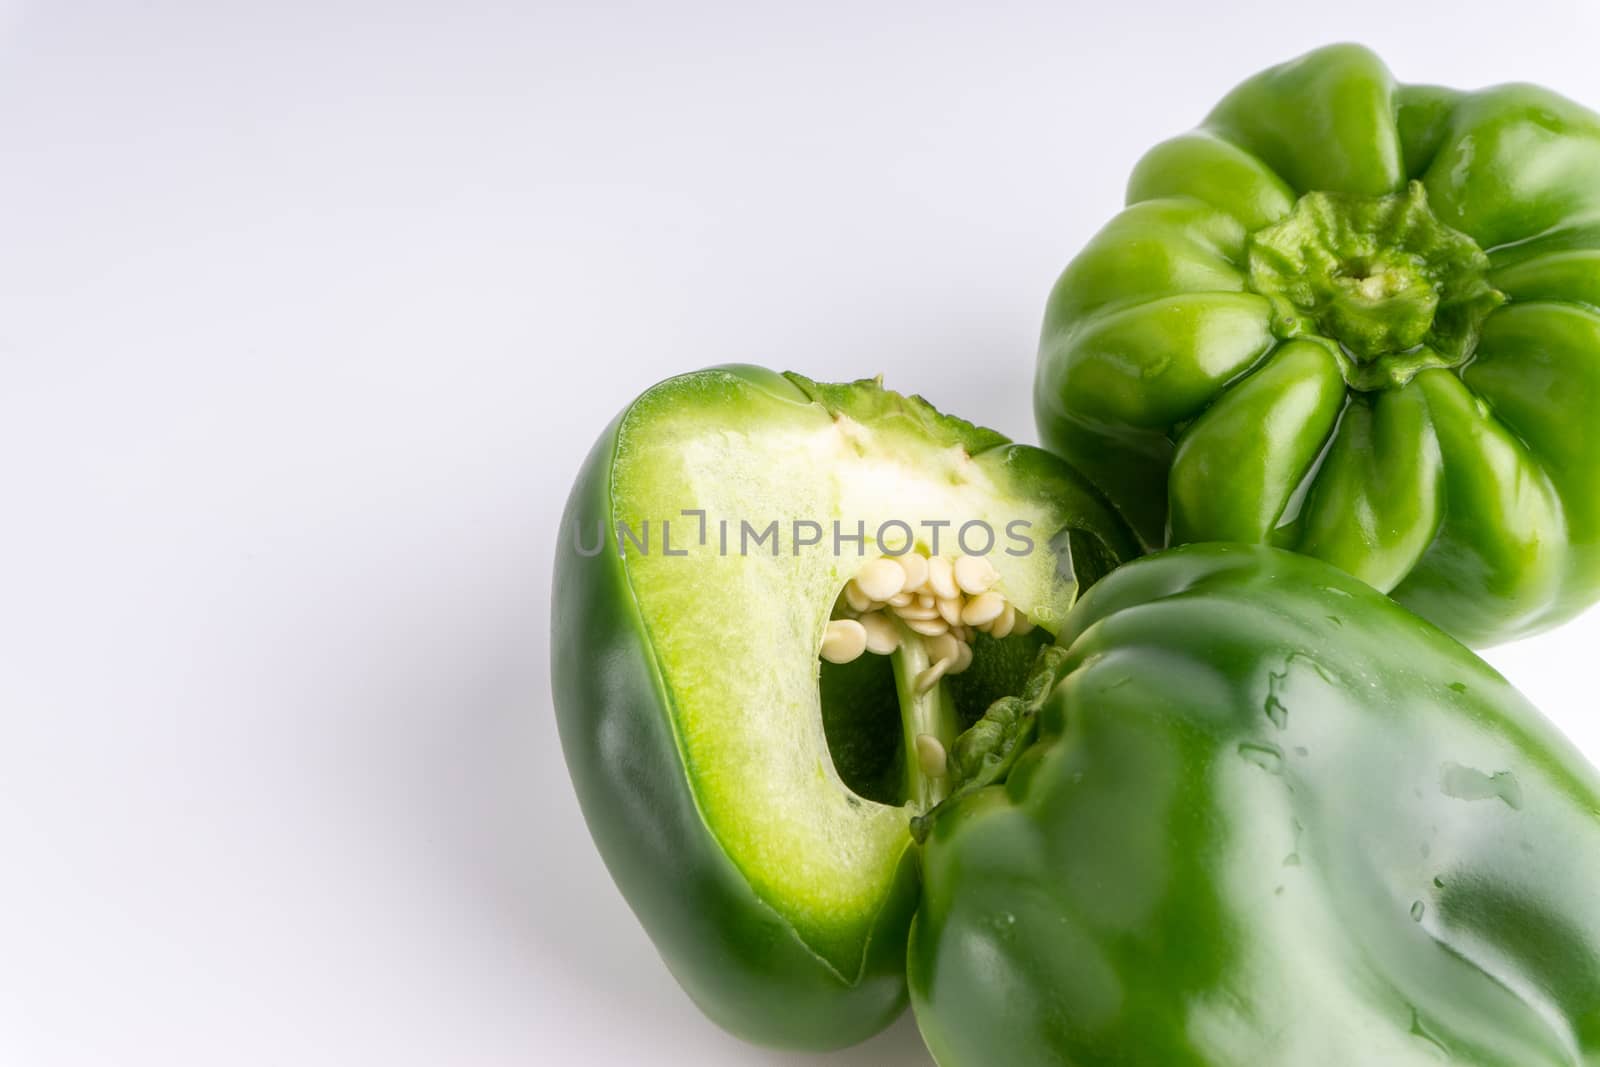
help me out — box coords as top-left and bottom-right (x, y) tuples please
(911, 544), (1600, 1066)
(552, 366), (1134, 1048)
(1035, 44), (1600, 646)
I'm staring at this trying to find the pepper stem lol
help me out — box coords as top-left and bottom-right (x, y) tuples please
(1245, 181), (1504, 390)
(889, 618), (961, 812)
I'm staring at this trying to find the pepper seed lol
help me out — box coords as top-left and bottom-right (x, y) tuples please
(896, 553), (930, 592)
(904, 616), (951, 638)
(954, 554), (998, 596)
(989, 603), (1016, 639)
(961, 590), (1005, 627)
(858, 611), (900, 655)
(820, 619), (868, 664)
(844, 581), (875, 614)
(915, 656), (952, 695)
(927, 631), (960, 666)
(855, 558), (907, 602)
(915, 733), (949, 779)
(927, 556), (959, 600)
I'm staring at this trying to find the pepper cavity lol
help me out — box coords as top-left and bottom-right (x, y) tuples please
(820, 551), (1035, 694)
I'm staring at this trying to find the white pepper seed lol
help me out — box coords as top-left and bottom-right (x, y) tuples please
(888, 591), (914, 608)
(927, 556), (959, 600)
(990, 603), (1016, 639)
(961, 590), (1005, 627)
(1012, 613), (1035, 636)
(844, 581), (875, 614)
(820, 619), (868, 663)
(893, 602), (940, 621)
(927, 631), (960, 665)
(855, 558), (906, 602)
(915, 733), (949, 778)
(896, 553), (929, 592)
(915, 657), (952, 695)
(858, 611), (899, 655)
(904, 615), (950, 637)
(950, 641), (974, 674)
(936, 596), (962, 626)
(954, 555), (998, 596)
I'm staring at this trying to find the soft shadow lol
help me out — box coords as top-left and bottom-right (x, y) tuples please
(750, 1012), (932, 1066)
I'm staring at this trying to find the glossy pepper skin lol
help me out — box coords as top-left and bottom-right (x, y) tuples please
(1034, 44), (1600, 646)
(553, 365), (1135, 1049)
(910, 544), (1600, 1066)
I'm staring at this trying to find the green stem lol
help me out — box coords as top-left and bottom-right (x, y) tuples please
(1245, 181), (1503, 390)
(890, 619), (961, 813)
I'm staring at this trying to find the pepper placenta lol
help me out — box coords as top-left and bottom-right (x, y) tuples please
(911, 543), (1600, 1066)
(552, 365), (1134, 1048)
(1034, 43), (1600, 646)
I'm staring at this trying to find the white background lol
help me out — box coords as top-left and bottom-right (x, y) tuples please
(3, 1), (1598, 1063)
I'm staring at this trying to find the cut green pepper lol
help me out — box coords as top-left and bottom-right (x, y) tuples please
(1035, 43), (1600, 646)
(911, 544), (1600, 1066)
(551, 365), (1135, 1048)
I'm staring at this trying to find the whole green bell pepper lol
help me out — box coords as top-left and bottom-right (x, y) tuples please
(552, 365), (1135, 1048)
(911, 543), (1600, 1066)
(1034, 43), (1600, 646)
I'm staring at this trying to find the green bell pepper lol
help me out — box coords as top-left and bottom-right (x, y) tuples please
(552, 365), (1135, 1048)
(911, 543), (1600, 1066)
(1035, 43), (1600, 646)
